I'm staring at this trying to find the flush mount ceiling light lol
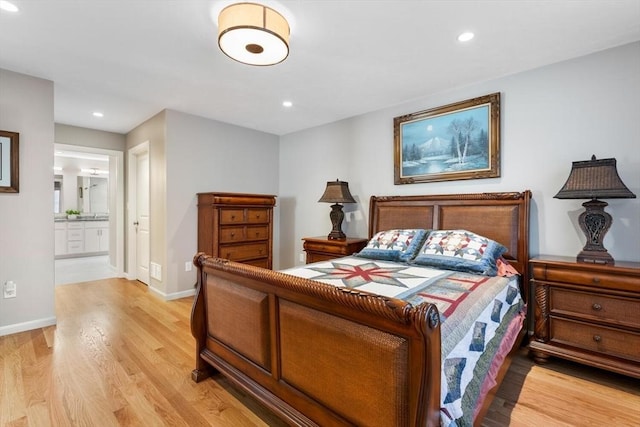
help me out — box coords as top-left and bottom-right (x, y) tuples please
(0, 1), (19, 13)
(218, 2), (290, 66)
(457, 31), (475, 42)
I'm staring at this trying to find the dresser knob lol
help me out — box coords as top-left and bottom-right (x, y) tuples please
(592, 277), (600, 283)
(592, 303), (602, 311)
(231, 232), (235, 237)
(593, 335), (602, 343)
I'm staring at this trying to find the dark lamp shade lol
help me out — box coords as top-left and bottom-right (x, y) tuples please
(554, 155), (636, 200)
(318, 180), (356, 204)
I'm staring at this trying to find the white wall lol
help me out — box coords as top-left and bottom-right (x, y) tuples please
(279, 42), (640, 268)
(0, 69), (56, 336)
(125, 111), (167, 294)
(56, 123), (126, 151)
(127, 110), (280, 299)
(165, 110), (279, 297)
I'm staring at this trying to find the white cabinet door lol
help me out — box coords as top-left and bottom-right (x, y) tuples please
(55, 222), (67, 256)
(84, 221), (109, 253)
(99, 226), (109, 251)
(84, 227), (100, 252)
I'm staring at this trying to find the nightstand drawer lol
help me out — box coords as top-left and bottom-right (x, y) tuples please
(302, 237), (369, 264)
(550, 288), (640, 328)
(550, 318), (640, 362)
(535, 265), (638, 288)
(306, 252), (337, 264)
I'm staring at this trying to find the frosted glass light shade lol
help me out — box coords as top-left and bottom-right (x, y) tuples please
(218, 3), (290, 66)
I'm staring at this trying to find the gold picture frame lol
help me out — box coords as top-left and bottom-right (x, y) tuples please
(394, 93), (500, 184)
(0, 130), (19, 193)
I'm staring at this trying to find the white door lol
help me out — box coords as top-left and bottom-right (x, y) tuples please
(135, 151), (150, 285)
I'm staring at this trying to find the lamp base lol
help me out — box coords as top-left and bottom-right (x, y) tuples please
(327, 203), (347, 241)
(577, 199), (615, 265)
(576, 250), (614, 265)
(327, 231), (347, 240)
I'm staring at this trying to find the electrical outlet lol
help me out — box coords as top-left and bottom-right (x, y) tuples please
(4, 281), (16, 299)
(185, 261), (192, 272)
(299, 253), (305, 263)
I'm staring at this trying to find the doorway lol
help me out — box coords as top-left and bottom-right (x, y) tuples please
(53, 144), (125, 284)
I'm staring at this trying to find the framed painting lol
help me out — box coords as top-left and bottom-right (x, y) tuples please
(0, 130), (19, 193)
(394, 92), (500, 184)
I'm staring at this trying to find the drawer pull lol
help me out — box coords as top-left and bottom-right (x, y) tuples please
(592, 303), (602, 311)
(226, 253), (231, 258)
(231, 232), (235, 237)
(593, 335), (602, 343)
(592, 277), (600, 284)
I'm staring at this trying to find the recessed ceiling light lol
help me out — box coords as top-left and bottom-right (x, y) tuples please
(282, 101), (293, 108)
(458, 32), (474, 42)
(0, 1), (19, 12)
(93, 111), (104, 118)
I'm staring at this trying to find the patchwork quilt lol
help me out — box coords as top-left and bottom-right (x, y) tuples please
(282, 256), (524, 427)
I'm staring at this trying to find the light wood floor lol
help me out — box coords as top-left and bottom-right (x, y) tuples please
(1, 278), (638, 426)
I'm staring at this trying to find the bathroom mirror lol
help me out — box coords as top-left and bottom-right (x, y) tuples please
(77, 176), (109, 214)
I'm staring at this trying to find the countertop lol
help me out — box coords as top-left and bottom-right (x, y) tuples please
(55, 216), (109, 222)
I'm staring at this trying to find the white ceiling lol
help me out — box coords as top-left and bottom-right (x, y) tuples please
(1, 1), (639, 136)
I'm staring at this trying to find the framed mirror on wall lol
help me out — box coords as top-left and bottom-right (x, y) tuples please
(0, 130), (19, 193)
(78, 175), (109, 214)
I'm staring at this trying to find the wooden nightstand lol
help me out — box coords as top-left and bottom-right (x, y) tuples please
(302, 236), (368, 264)
(529, 256), (640, 378)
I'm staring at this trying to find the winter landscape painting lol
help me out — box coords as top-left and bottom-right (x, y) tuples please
(394, 93), (500, 184)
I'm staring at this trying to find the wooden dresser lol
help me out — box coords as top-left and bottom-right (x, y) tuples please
(197, 192), (276, 269)
(302, 236), (368, 264)
(529, 256), (640, 378)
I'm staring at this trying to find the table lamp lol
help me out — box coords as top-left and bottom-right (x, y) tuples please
(554, 155), (636, 265)
(318, 179), (356, 240)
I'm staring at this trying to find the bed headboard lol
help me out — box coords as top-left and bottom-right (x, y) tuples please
(369, 191), (532, 291)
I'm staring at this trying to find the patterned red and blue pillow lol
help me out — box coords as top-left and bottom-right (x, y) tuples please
(355, 228), (429, 262)
(412, 229), (507, 276)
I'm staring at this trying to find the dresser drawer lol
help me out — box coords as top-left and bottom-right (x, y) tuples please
(220, 243), (269, 261)
(246, 208), (269, 223)
(550, 317), (640, 362)
(220, 227), (246, 243)
(220, 209), (246, 224)
(220, 225), (269, 243)
(246, 225), (269, 240)
(245, 258), (270, 269)
(550, 288), (640, 329)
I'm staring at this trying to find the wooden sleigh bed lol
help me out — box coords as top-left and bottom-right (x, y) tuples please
(191, 191), (531, 427)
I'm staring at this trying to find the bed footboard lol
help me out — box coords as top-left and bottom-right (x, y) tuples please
(191, 253), (442, 427)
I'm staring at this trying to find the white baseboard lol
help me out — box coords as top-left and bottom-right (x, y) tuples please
(148, 286), (195, 301)
(0, 316), (57, 337)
